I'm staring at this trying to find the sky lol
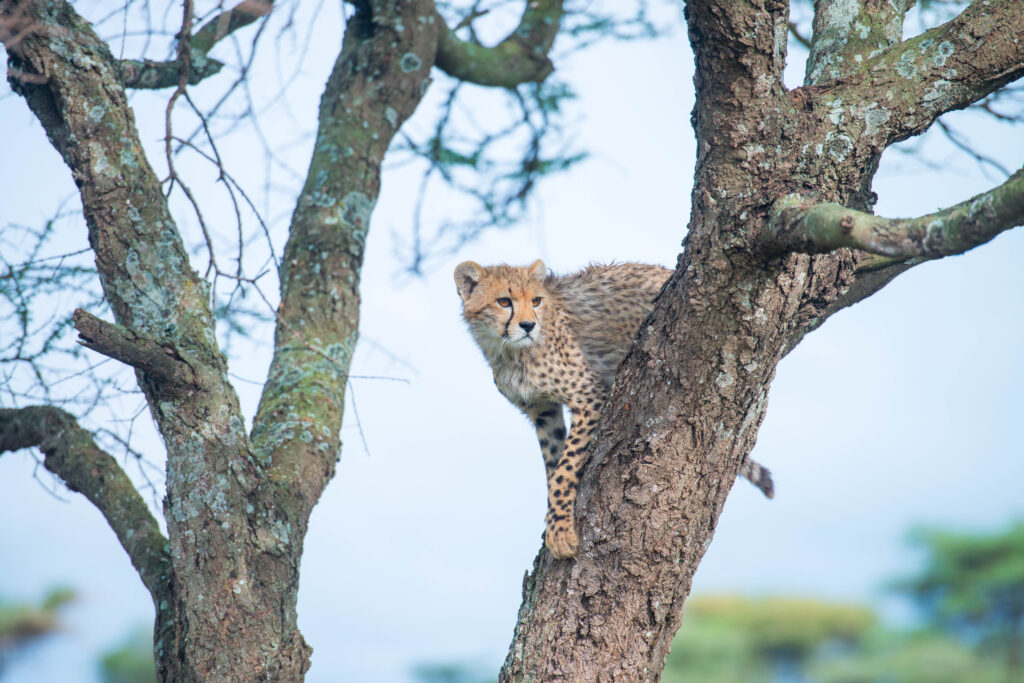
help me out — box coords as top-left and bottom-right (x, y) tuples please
(1, 2), (1023, 682)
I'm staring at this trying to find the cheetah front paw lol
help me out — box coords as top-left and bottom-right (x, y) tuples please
(545, 519), (579, 559)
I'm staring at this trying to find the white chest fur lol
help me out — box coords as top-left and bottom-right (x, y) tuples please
(492, 353), (540, 405)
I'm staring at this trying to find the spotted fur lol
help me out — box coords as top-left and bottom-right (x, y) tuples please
(455, 260), (774, 559)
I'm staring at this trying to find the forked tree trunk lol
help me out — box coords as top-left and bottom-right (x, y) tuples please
(499, 0), (1024, 680)
(1, 0), (562, 679)
(3, 0), (439, 678)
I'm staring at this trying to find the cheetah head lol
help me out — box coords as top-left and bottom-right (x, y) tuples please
(455, 259), (549, 352)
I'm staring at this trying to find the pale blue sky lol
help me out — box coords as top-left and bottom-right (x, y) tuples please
(1, 3), (1022, 682)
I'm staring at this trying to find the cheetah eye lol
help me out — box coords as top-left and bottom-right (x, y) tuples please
(532, 297), (542, 307)
(496, 297), (512, 308)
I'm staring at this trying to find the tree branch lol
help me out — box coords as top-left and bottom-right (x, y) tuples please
(434, 0), (562, 88)
(72, 308), (200, 391)
(3, 0), (223, 358)
(250, 0), (439, 518)
(769, 166), (1024, 259)
(0, 406), (170, 604)
(833, 0), (1024, 147)
(118, 0), (273, 89)
(788, 21), (810, 51)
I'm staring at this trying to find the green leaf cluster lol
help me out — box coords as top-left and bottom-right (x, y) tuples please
(808, 630), (1005, 683)
(663, 594), (1008, 682)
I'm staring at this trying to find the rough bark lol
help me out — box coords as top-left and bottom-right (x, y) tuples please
(499, 0), (1024, 680)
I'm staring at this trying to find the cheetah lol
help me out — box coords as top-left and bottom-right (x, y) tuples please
(455, 259), (774, 559)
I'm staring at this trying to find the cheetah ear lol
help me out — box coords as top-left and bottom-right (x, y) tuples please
(527, 259), (546, 282)
(454, 261), (485, 301)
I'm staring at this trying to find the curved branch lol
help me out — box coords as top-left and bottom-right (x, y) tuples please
(769, 166), (1024, 259)
(0, 406), (170, 603)
(434, 0), (562, 87)
(118, 0), (273, 89)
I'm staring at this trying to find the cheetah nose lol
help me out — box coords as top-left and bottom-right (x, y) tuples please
(519, 321), (536, 333)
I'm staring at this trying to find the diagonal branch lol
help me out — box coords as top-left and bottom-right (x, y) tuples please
(3, 0), (223, 358)
(118, 0), (273, 89)
(250, 0), (440, 518)
(769, 166), (1024, 259)
(0, 406), (170, 604)
(831, 0), (1024, 147)
(434, 0), (562, 87)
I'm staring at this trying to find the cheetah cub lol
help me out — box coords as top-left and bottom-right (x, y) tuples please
(455, 260), (774, 559)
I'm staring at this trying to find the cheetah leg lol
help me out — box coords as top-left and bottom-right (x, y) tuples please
(544, 396), (603, 560)
(526, 402), (566, 480)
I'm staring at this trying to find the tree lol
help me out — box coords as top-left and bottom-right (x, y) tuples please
(664, 594), (1006, 683)
(807, 630), (1006, 683)
(895, 522), (1024, 679)
(0, 1), (1021, 682)
(0, 0), (568, 679)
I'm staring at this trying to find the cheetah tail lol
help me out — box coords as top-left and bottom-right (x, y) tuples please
(739, 458), (774, 499)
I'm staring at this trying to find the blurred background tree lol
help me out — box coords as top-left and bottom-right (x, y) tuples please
(0, 586), (74, 675)
(98, 627), (158, 683)
(894, 522), (1024, 681)
(663, 596), (874, 683)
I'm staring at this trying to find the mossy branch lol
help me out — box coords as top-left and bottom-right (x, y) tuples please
(769, 167), (1024, 259)
(434, 0), (562, 88)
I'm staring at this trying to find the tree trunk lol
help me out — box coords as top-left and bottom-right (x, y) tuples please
(3, 0), (438, 678)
